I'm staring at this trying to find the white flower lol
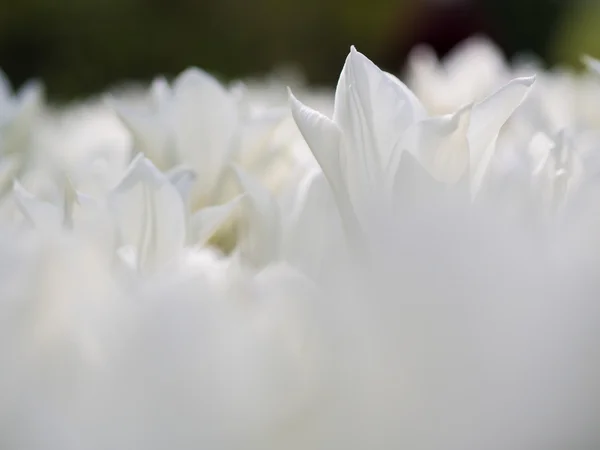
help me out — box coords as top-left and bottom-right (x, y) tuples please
(112, 69), (301, 210)
(0, 71), (44, 197)
(289, 46), (534, 241)
(1, 39), (600, 450)
(32, 101), (131, 198)
(109, 154), (245, 274)
(406, 37), (511, 115)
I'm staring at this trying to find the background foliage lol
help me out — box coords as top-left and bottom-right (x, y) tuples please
(0, 0), (588, 100)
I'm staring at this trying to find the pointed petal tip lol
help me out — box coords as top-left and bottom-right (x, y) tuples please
(173, 66), (224, 94)
(348, 45), (364, 63)
(151, 75), (169, 87)
(113, 152), (166, 192)
(346, 45), (366, 68)
(288, 88), (309, 115)
(287, 88), (314, 121)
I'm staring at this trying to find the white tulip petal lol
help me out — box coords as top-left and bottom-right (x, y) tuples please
(150, 76), (171, 107)
(393, 150), (445, 212)
(283, 169), (344, 279)
(468, 75), (535, 196)
(16, 79), (43, 108)
(114, 153), (166, 192)
(334, 47), (419, 187)
(190, 196), (243, 247)
(13, 181), (62, 230)
(288, 90), (343, 195)
(110, 101), (172, 168)
(110, 155), (186, 271)
(396, 106), (471, 185)
(172, 68), (239, 193)
(289, 89), (362, 240)
(166, 165), (197, 203)
(528, 132), (554, 176)
(232, 165), (281, 266)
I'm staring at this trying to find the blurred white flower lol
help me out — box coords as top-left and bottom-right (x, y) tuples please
(111, 69), (302, 210)
(0, 71), (44, 197)
(0, 40), (599, 450)
(406, 37), (510, 115)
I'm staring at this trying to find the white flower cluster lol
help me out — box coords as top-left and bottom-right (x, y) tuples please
(1, 39), (600, 449)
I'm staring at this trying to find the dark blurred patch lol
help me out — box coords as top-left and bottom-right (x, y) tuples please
(381, 0), (494, 71)
(382, 0), (568, 73)
(0, 0), (574, 100)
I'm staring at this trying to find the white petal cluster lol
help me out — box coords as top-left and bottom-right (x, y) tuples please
(1, 40), (600, 449)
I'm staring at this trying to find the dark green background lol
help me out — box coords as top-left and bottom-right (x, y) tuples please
(0, 0), (589, 100)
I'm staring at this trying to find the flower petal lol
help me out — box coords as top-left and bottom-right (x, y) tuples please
(395, 106), (471, 185)
(172, 68), (239, 194)
(289, 89), (362, 240)
(231, 165), (280, 267)
(468, 76), (536, 196)
(110, 155), (186, 271)
(333, 47), (424, 188)
(13, 181), (62, 230)
(190, 196), (243, 247)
